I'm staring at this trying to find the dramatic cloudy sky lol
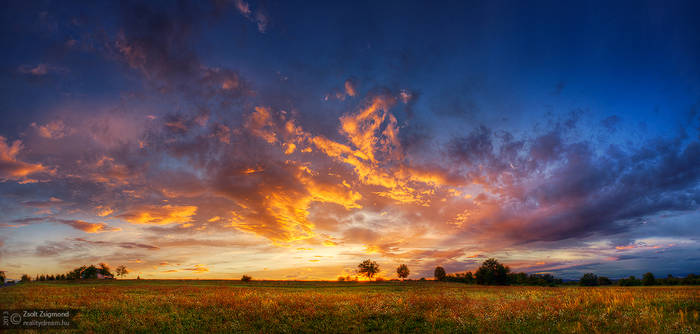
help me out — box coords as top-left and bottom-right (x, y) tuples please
(1, 1), (699, 280)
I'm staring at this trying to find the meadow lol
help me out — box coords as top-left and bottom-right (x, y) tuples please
(1, 280), (698, 333)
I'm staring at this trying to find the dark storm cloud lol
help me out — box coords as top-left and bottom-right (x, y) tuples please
(447, 121), (700, 245)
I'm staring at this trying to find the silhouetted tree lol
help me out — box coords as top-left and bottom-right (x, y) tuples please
(67, 265), (87, 280)
(98, 263), (112, 276)
(358, 259), (380, 281)
(464, 272), (475, 284)
(597, 276), (612, 285)
(82, 265), (98, 279)
(21, 274), (31, 282)
(619, 275), (640, 286)
(0, 270), (5, 284)
(116, 265), (129, 278)
(241, 275), (252, 282)
(642, 272), (656, 286)
(580, 273), (598, 286)
(681, 274), (699, 285)
(509, 272), (528, 285)
(434, 266), (446, 281)
(396, 264), (410, 280)
(475, 259), (510, 285)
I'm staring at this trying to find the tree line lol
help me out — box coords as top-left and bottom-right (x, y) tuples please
(579, 272), (699, 286)
(354, 258), (559, 285)
(355, 258), (699, 286)
(17, 263), (130, 282)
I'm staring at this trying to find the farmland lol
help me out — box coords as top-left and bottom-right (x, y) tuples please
(1, 280), (698, 333)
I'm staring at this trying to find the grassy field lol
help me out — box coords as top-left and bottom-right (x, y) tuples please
(1, 280), (698, 333)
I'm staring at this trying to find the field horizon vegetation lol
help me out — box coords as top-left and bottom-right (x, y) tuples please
(2, 259), (699, 333)
(2, 279), (698, 333)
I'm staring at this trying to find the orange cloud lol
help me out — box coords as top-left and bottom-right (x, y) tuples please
(32, 120), (70, 139)
(183, 264), (209, 273)
(344, 79), (356, 97)
(229, 92), (461, 243)
(58, 219), (121, 233)
(96, 206), (114, 217)
(119, 205), (198, 225)
(0, 136), (45, 181)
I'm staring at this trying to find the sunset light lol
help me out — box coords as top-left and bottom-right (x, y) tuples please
(1, 1), (699, 332)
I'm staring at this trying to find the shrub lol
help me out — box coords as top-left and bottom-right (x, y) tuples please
(580, 273), (598, 286)
(618, 276), (640, 286)
(642, 272), (656, 286)
(597, 276), (612, 285)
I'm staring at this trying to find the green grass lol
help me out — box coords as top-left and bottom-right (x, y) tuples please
(1, 280), (698, 333)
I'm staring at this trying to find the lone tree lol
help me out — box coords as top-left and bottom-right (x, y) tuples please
(0, 270), (5, 284)
(396, 264), (410, 280)
(475, 258), (510, 285)
(643, 272), (656, 286)
(434, 266), (446, 281)
(580, 273), (599, 286)
(241, 275), (252, 282)
(116, 265), (129, 278)
(358, 259), (380, 281)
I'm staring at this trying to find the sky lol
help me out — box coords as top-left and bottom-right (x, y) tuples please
(1, 0), (699, 280)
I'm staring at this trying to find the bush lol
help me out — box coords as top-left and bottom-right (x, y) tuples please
(642, 272), (656, 286)
(580, 273), (598, 286)
(241, 275), (252, 282)
(597, 276), (612, 285)
(618, 276), (640, 286)
(681, 274), (699, 285)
